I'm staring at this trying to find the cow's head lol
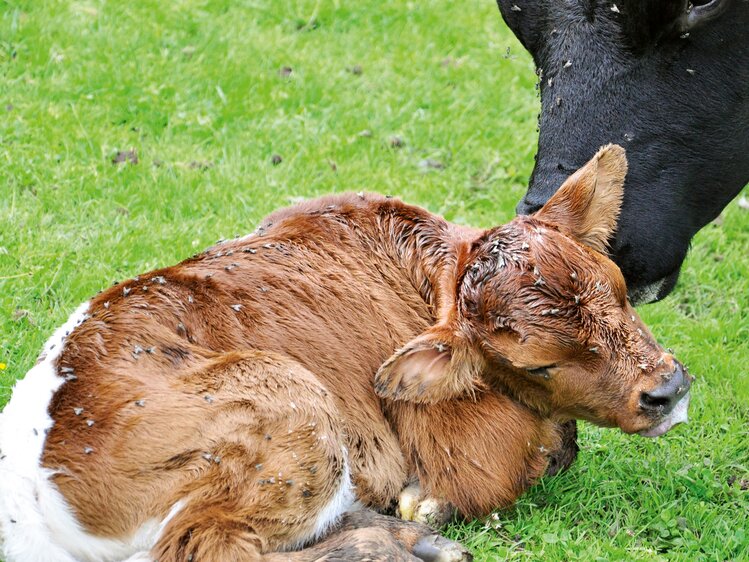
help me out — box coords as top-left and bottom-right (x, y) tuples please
(497, 0), (749, 304)
(376, 145), (692, 437)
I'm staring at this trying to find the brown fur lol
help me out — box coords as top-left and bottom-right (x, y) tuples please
(36, 145), (687, 560)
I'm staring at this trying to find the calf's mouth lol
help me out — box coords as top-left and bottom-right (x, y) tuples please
(638, 392), (691, 438)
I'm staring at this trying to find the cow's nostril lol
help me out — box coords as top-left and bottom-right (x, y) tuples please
(516, 198), (543, 216)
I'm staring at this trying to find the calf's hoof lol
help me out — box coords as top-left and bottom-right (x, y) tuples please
(318, 509), (471, 562)
(545, 420), (579, 477)
(413, 534), (473, 562)
(398, 483), (455, 528)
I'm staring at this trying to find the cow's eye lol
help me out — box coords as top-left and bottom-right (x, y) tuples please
(526, 366), (555, 380)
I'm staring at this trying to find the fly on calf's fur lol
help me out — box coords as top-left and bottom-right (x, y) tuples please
(0, 145), (692, 562)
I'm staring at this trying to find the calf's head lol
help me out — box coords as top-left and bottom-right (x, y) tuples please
(497, 0), (749, 304)
(376, 145), (692, 437)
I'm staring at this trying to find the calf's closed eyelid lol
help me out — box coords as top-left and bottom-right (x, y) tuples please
(525, 365), (557, 379)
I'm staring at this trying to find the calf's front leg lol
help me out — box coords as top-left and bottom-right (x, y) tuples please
(545, 420), (579, 476)
(387, 391), (561, 519)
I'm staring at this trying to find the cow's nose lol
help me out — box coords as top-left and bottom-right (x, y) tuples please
(640, 361), (691, 415)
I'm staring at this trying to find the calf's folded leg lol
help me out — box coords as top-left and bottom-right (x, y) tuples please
(263, 510), (472, 562)
(387, 392), (561, 519)
(43, 351), (354, 562)
(149, 352), (355, 561)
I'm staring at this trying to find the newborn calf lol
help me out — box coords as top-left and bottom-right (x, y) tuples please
(0, 145), (691, 561)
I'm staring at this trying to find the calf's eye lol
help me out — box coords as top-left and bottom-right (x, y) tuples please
(526, 366), (554, 380)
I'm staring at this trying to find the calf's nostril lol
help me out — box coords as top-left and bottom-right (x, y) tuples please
(640, 364), (690, 414)
(640, 391), (672, 411)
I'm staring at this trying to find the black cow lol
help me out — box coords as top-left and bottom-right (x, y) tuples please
(497, 0), (749, 304)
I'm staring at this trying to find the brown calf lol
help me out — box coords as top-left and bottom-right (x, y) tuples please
(0, 145), (691, 561)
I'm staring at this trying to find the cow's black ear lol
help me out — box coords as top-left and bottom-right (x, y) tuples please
(496, 1), (548, 56)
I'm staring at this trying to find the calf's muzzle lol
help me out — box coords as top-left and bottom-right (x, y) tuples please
(638, 360), (693, 438)
(640, 360), (691, 416)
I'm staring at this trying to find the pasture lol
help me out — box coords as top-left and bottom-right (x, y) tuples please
(1, 0), (748, 560)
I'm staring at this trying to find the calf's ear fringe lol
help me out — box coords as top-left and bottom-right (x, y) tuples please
(374, 328), (487, 404)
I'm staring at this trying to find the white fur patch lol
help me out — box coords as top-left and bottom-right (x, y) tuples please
(0, 302), (184, 562)
(122, 555), (154, 562)
(43, 496), (184, 562)
(311, 448), (355, 541)
(629, 278), (667, 306)
(0, 302), (90, 562)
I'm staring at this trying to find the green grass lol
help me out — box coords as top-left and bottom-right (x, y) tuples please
(1, 0), (748, 560)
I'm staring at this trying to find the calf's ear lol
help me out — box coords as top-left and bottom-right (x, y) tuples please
(374, 323), (486, 404)
(534, 144), (627, 254)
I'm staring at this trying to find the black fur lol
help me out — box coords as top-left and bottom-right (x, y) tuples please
(497, 0), (749, 303)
